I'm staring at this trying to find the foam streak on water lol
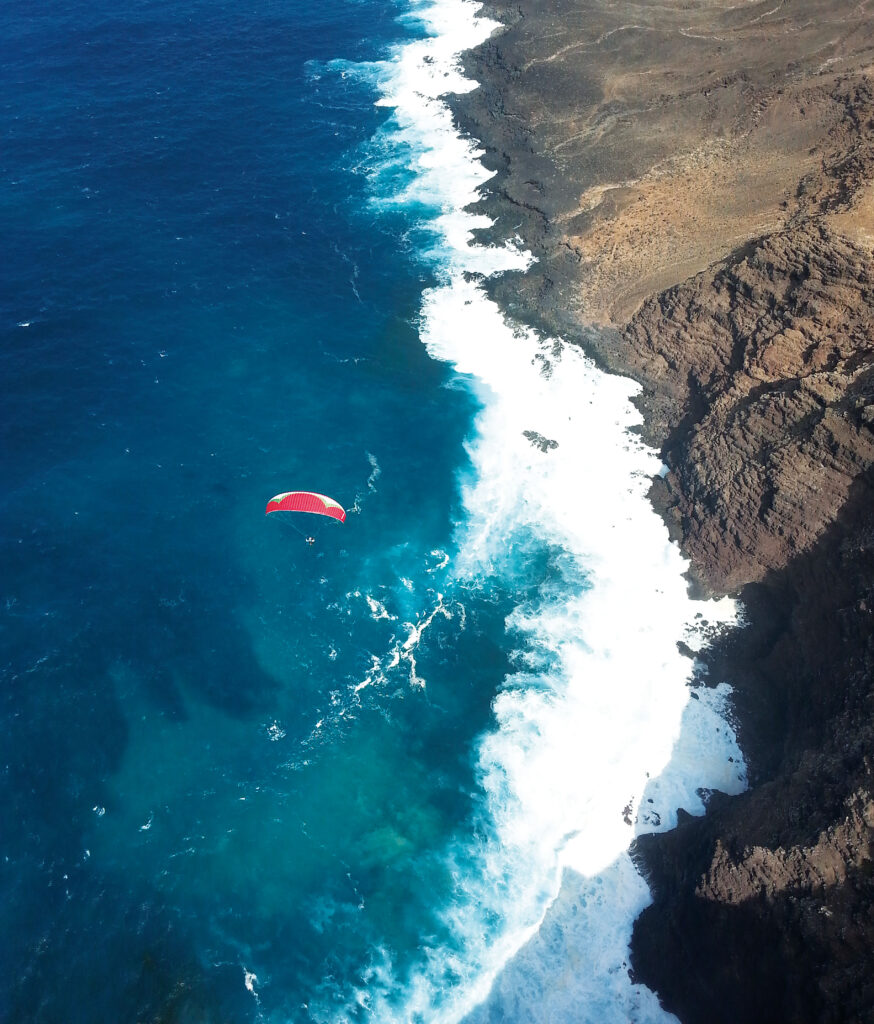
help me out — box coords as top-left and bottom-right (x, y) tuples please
(331, 2), (748, 1021)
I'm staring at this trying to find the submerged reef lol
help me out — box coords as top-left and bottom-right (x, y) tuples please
(453, 0), (874, 1018)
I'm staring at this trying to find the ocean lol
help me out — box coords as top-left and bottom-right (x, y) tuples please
(1, 1), (747, 1021)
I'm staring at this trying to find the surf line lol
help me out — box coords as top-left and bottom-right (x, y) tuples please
(343, 2), (748, 1021)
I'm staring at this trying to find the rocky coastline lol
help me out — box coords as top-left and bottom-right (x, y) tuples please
(452, 0), (874, 1019)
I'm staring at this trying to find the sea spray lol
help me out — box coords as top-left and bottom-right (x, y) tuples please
(332, 0), (531, 277)
(325, 1), (748, 1021)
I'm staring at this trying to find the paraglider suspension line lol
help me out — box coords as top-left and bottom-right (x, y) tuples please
(281, 517), (315, 545)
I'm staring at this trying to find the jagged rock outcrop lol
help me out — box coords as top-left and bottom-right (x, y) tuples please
(699, 794), (874, 904)
(522, 429), (558, 451)
(632, 469), (874, 1021)
(594, 222), (874, 595)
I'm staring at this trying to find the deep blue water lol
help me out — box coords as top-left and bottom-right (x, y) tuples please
(1, 2), (516, 1020)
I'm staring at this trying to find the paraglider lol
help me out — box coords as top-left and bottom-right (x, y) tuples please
(265, 491), (347, 523)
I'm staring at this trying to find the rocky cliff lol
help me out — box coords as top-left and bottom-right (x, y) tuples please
(453, 0), (874, 1019)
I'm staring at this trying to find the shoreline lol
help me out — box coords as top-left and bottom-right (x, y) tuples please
(357, 4), (751, 1018)
(451, 0), (874, 1019)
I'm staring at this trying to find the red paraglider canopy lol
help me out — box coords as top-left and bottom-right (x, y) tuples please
(265, 491), (346, 523)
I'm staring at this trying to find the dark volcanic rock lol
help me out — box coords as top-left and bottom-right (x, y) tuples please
(454, 0), (874, 1018)
(523, 429), (558, 451)
(632, 472), (874, 1023)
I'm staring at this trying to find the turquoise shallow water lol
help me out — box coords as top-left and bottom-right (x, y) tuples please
(1, 2), (519, 1019)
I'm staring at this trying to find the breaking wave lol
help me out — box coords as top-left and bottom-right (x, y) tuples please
(321, 2), (748, 1021)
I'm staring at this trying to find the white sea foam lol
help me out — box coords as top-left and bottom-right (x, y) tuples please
(426, 548), (450, 573)
(349, 590), (457, 694)
(349, 453), (384, 516)
(328, 2), (748, 1021)
(366, 452), (381, 492)
(331, 0), (531, 277)
(265, 720), (287, 742)
(398, 591), (454, 688)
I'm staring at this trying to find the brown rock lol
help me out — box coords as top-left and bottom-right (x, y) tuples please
(601, 222), (874, 594)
